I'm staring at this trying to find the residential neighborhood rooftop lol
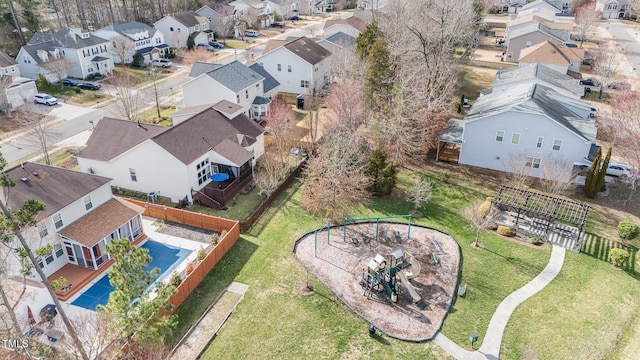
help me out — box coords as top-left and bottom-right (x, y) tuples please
(492, 63), (583, 97)
(283, 37), (331, 65)
(249, 63), (280, 93)
(519, 41), (585, 64)
(200, 60), (265, 93)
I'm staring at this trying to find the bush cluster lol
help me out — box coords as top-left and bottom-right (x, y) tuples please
(618, 220), (640, 240)
(609, 248), (630, 267)
(497, 225), (515, 237)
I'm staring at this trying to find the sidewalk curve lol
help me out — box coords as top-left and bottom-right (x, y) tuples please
(434, 245), (566, 359)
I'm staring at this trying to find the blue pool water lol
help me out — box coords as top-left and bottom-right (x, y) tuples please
(71, 240), (193, 311)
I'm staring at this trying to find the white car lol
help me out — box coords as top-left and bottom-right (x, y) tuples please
(245, 30), (259, 37)
(33, 93), (58, 106)
(151, 58), (172, 68)
(575, 160), (633, 178)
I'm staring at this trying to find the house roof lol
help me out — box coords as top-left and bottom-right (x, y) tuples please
(59, 198), (144, 247)
(28, 28), (108, 49)
(249, 63), (280, 93)
(507, 14), (573, 31)
(466, 83), (597, 142)
(152, 107), (263, 165)
(0, 162), (112, 220)
(262, 39), (289, 55)
(283, 37), (331, 65)
(172, 11), (204, 27)
(439, 119), (466, 143)
(325, 32), (356, 47)
(189, 62), (223, 78)
(509, 23), (566, 42)
(323, 16), (367, 32)
(172, 104), (214, 118)
(101, 21), (157, 40)
(0, 52), (17, 67)
(492, 63), (583, 97)
(207, 3), (235, 16)
(519, 41), (584, 64)
(76, 117), (167, 161)
(253, 96), (271, 105)
(201, 60), (264, 93)
(212, 100), (243, 116)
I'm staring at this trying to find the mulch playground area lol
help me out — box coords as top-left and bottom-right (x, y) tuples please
(294, 222), (460, 341)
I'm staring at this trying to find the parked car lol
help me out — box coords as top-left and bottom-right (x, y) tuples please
(579, 78), (599, 86)
(62, 78), (78, 86)
(78, 82), (101, 90)
(271, 22), (285, 28)
(565, 43), (578, 48)
(151, 58), (172, 68)
(196, 43), (216, 52)
(33, 93), (58, 106)
(288, 15), (300, 21)
(209, 41), (224, 49)
(608, 81), (631, 90)
(245, 30), (259, 37)
(607, 163), (633, 178)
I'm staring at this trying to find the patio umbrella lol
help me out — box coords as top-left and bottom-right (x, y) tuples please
(27, 306), (36, 326)
(39, 304), (57, 322)
(211, 173), (229, 182)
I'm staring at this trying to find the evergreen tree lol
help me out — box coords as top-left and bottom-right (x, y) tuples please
(17, 0), (40, 37)
(584, 148), (601, 198)
(187, 34), (195, 50)
(356, 22), (382, 59)
(364, 37), (393, 111)
(595, 147), (612, 194)
(365, 149), (398, 196)
(98, 238), (177, 345)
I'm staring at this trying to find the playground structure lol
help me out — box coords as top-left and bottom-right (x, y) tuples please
(362, 249), (423, 306)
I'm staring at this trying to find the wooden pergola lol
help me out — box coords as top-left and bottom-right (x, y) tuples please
(492, 185), (590, 240)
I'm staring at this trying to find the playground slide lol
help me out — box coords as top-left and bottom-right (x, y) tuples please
(404, 254), (421, 279)
(397, 271), (421, 303)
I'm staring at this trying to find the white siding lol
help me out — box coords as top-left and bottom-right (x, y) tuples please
(155, 17), (190, 48)
(258, 47), (314, 94)
(182, 75), (236, 107)
(458, 111), (591, 180)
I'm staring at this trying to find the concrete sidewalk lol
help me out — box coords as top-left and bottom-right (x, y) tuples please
(434, 245), (566, 359)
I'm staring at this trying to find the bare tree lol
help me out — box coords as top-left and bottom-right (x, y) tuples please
(112, 35), (136, 65)
(324, 79), (368, 131)
(0, 245), (27, 338)
(255, 152), (288, 197)
(63, 311), (120, 360)
(0, 76), (12, 113)
(147, 67), (163, 119)
(266, 96), (295, 165)
(13, 104), (55, 165)
(504, 151), (534, 188)
(406, 176), (432, 210)
(603, 91), (640, 205)
(539, 155), (575, 195)
(109, 71), (142, 123)
(301, 128), (371, 222)
(575, 3), (599, 48)
(593, 40), (624, 99)
(41, 58), (75, 89)
(465, 198), (499, 247)
(182, 48), (214, 66)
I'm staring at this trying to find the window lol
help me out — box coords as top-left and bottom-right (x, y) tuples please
(552, 139), (562, 151)
(525, 156), (541, 169)
(496, 130), (504, 142)
(129, 168), (137, 182)
(608, 3), (617, 10)
(536, 137), (543, 148)
(39, 222), (48, 238)
(54, 243), (64, 258)
(277, 64), (282, 71)
(256, 83), (259, 91)
(511, 133), (520, 145)
(53, 213), (63, 229)
(170, 27), (174, 31)
(45, 248), (54, 265)
(197, 158), (211, 185)
(245, 90), (249, 99)
(301, 80), (309, 88)
(525, 41), (532, 48)
(236, 94), (240, 103)
(287, 65), (292, 72)
(84, 195), (93, 210)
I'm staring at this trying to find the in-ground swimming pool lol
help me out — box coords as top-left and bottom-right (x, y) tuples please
(70, 240), (192, 311)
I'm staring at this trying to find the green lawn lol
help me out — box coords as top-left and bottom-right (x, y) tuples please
(168, 166), (553, 358)
(189, 189), (265, 221)
(139, 106), (176, 126)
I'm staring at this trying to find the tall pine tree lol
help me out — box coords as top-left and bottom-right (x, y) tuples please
(364, 37), (393, 111)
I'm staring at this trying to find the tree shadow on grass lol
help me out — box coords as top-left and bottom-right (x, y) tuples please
(169, 236), (259, 346)
(580, 232), (639, 279)
(245, 180), (304, 237)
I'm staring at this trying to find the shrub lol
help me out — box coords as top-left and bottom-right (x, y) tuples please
(497, 225), (515, 237)
(185, 262), (195, 275)
(609, 248), (630, 267)
(130, 53), (144, 68)
(86, 73), (96, 80)
(197, 248), (207, 262)
(478, 197), (492, 218)
(618, 220), (640, 240)
(36, 74), (54, 93)
(487, 223), (498, 231)
(210, 233), (220, 246)
(530, 237), (542, 245)
(170, 272), (182, 288)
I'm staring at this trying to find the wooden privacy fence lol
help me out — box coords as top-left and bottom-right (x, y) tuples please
(122, 198), (240, 313)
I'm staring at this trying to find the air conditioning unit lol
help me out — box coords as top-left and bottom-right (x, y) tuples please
(147, 192), (158, 203)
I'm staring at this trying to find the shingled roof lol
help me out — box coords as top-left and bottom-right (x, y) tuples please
(28, 28), (109, 48)
(0, 52), (17, 67)
(200, 60), (264, 93)
(283, 37), (331, 65)
(103, 21), (158, 40)
(0, 162), (111, 220)
(323, 16), (367, 32)
(172, 11), (203, 27)
(249, 63), (280, 93)
(492, 63), (583, 98)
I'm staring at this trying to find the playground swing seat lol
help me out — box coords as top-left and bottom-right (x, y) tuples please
(395, 231), (402, 242)
(432, 253), (439, 266)
(384, 234), (392, 243)
(363, 234), (371, 244)
(352, 236), (359, 244)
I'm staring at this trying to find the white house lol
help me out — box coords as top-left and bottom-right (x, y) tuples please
(519, 41), (584, 75)
(229, 0), (274, 28)
(322, 16), (367, 38)
(75, 106), (265, 206)
(196, 3), (236, 37)
(438, 83), (597, 181)
(596, 0), (632, 19)
(93, 21), (169, 64)
(491, 63), (584, 98)
(1, 163), (145, 282)
(183, 60), (279, 121)
(154, 11), (213, 48)
(0, 52), (37, 111)
(256, 36), (331, 94)
(313, 0), (337, 13)
(16, 28), (114, 81)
